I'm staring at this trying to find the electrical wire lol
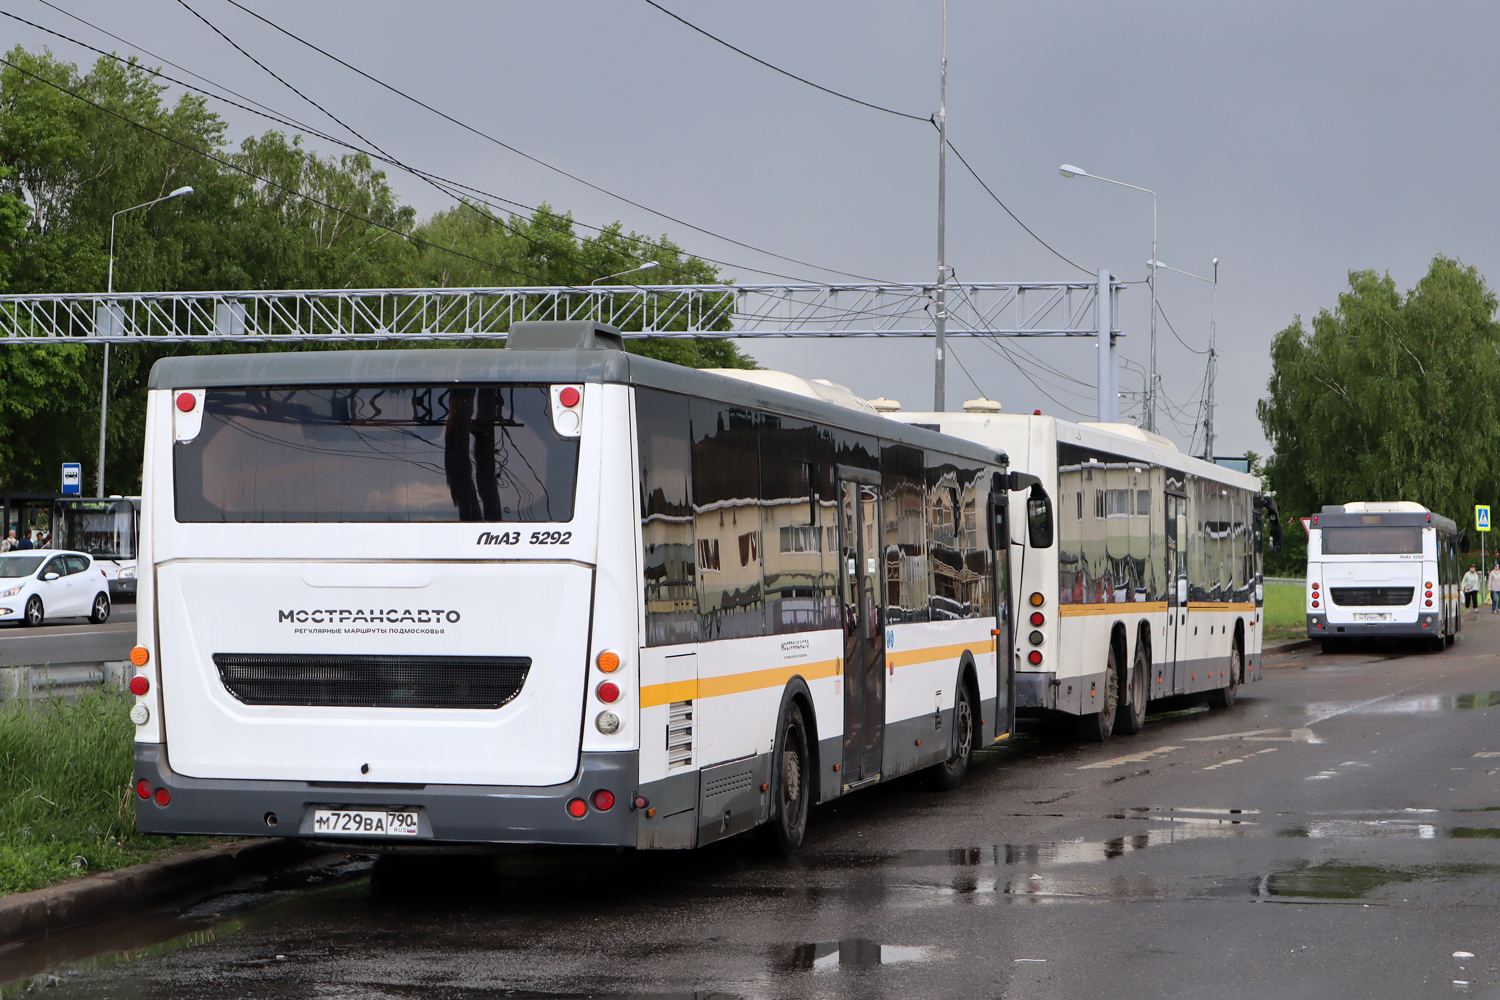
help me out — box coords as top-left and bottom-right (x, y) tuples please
(0, 54), (554, 284)
(3, 8), (828, 286)
(1156, 298), (1209, 355)
(215, 0), (893, 283)
(640, 0), (931, 123)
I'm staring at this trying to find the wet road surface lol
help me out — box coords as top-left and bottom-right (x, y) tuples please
(0, 604), (135, 667)
(6, 616), (1500, 999)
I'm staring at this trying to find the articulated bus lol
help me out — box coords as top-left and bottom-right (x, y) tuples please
(1304, 501), (1461, 650)
(131, 321), (1052, 853)
(891, 407), (1278, 740)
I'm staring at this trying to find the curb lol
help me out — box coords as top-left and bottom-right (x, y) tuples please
(0, 837), (307, 946)
(1263, 638), (1317, 656)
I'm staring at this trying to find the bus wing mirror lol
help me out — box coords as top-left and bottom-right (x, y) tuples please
(1458, 530), (1470, 550)
(1026, 484), (1054, 549)
(1260, 495), (1284, 554)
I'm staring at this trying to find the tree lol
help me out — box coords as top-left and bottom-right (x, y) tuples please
(1257, 255), (1500, 571)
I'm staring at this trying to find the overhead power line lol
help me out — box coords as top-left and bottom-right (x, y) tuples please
(0, 55), (553, 284)
(213, 0), (889, 283)
(1156, 299), (1210, 355)
(640, 1), (932, 123)
(4, 8), (827, 286)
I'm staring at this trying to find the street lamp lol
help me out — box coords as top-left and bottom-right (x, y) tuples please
(1150, 257), (1220, 460)
(590, 260), (658, 285)
(1059, 164), (1159, 432)
(100, 185), (193, 497)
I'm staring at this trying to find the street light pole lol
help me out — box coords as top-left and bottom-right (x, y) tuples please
(101, 186), (193, 497)
(589, 260), (659, 285)
(933, 0), (949, 411)
(1059, 165), (1158, 430)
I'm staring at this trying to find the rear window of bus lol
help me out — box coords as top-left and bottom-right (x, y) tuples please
(1320, 526), (1422, 554)
(174, 386), (579, 523)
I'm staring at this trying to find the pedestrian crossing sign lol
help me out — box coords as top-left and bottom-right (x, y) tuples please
(1478, 505), (1491, 532)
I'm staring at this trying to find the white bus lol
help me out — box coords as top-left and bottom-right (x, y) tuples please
(130, 322), (1053, 853)
(890, 407), (1277, 740)
(1304, 501), (1461, 650)
(56, 497), (141, 600)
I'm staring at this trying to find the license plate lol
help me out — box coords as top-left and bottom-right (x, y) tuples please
(1354, 613), (1390, 622)
(311, 808), (420, 837)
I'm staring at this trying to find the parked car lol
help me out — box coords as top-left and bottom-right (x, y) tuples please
(0, 550), (111, 626)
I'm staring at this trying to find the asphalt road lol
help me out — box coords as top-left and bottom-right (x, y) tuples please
(0, 604), (135, 667)
(7, 614), (1500, 998)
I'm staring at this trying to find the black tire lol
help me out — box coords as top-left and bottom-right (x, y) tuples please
(89, 592), (111, 624)
(1076, 644), (1119, 742)
(22, 595), (42, 628)
(930, 681), (976, 791)
(765, 700), (811, 857)
(1209, 643), (1241, 708)
(1116, 640), (1149, 735)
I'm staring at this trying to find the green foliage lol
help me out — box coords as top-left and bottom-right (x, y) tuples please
(1258, 255), (1500, 571)
(0, 689), (175, 894)
(0, 45), (754, 494)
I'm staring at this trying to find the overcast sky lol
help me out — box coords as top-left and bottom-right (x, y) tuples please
(7, 1), (1497, 458)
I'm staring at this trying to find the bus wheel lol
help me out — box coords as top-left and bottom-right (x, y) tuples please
(1116, 642), (1149, 735)
(931, 682), (975, 791)
(1076, 646), (1119, 742)
(1209, 645), (1241, 708)
(766, 701), (811, 857)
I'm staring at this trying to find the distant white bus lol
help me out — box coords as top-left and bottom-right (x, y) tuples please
(56, 497), (140, 600)
(1304, 501), (1461, 649)
(131, 322), (1052, 853)
(891, 407), (1277, 740)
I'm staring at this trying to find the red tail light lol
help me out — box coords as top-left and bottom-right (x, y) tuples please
(592, 789), (615, 811)
(154, 788), (170, 806)
(597, 681), (620, 704)
(129, 676), (150, 696)
(136, 780), (151, 799)
(1027, 650), (1043, 665)
(566, 798), (587, 818)
(1030, 611), (1044, 626)
(559, 386), (581, 408)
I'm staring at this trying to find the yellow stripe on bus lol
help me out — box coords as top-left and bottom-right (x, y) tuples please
(640, 658), (842, 708)
(886, 641), (986, 670)
(1058, 602), (1169, 616)
(1187, 602), (1257, 612)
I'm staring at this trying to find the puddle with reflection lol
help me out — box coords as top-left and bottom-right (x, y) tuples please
(773, 939), (936, 971)
(1263, 860), (1500, 900)
(1, 917), (247, 998)
(1307, 690), (1500, 719)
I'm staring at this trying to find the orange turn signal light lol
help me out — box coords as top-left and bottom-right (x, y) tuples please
(596, 650), (620, 673)
(130, 646), (150, 667)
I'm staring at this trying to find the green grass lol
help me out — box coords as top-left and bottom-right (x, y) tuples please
(1263, 581), (1307, 645)
(0, 689), (184, 894)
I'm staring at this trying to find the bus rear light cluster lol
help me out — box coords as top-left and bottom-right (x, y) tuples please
(1426, 600), (1433, 607)
(129, 675), (150, 696)
(566, 791), (615, 818)
(1028, 630), (1045, 646)
(596, 681), (620, 704)
(1030, 611), (1044, 627)
(130, 646), (150, 666)
(135, 780), (170, 806)
(1426, 581), (1433, 589)
(596, 650), (621, 673)
(1027, 650), (1043, 665)
(1029, 592), (1045, 607)
(1310, 581), (1319, 608)
(1425, 589), (1433, 598)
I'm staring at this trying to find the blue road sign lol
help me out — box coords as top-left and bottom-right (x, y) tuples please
(61, 463), (81, 496)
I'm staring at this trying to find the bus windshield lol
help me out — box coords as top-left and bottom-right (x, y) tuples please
(59, 501), (136, 559)
(174, 385), (579, 523)
(1321, 526), (1423, 554)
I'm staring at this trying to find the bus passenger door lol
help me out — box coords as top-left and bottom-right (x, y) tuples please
(838, 475), (885, 787)
(1165, 494), (1189, 692)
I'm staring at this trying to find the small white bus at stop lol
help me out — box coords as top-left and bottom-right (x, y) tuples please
(130, 322), (1053, 853)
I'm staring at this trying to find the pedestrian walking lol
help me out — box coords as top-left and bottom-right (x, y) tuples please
(1463, 564), (1481, 610)
(1488, 563), (1500, 613)
(0, 529), (14, 553)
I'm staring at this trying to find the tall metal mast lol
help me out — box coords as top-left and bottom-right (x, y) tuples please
(1203, 257), (1219, 460)
(933, 0), (948, 411)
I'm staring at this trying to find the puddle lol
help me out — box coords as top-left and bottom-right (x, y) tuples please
(1308, 690), (1500, 718)
(1263, 861), (1500, 900)
(0, 916), (247, 997)
(774, 940), (936, 971)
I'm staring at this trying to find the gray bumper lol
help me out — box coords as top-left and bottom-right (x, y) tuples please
(134, 743), (639, 847)
(109, 579), (136, 600)
(1307, 613), (1439, 639)
(1015, 671), (1057, 710)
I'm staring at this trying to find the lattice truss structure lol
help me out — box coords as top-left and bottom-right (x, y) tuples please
(0, 281), (1121, 343)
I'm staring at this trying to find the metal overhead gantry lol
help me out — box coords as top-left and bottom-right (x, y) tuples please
(0, 277), (1124, 417)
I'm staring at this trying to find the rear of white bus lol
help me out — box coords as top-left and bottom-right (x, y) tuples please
(132, 324), (643, 846)
(1305, 509), (1446, 642)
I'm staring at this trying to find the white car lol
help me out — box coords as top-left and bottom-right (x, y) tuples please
(0, 550), (112, 626)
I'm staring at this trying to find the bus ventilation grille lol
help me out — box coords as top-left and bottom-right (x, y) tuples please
(212, 653), (531, 709)
(1328, 587), (1414, 607)
(667, 700), (694, 770)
